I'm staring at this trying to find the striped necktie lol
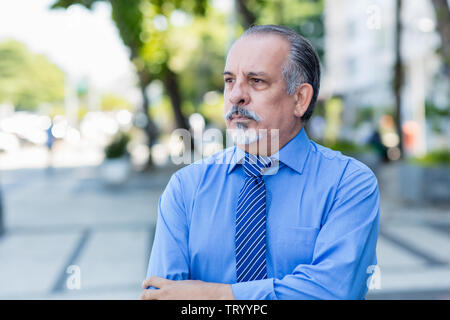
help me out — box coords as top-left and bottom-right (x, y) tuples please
(235, 153), (272, 282)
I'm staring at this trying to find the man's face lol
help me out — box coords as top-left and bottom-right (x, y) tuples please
(223, 34), (301, 147)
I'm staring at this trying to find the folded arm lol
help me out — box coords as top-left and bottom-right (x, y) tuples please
(232, 166), (380, 299)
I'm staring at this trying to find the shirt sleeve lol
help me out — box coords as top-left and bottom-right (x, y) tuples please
(146, 172), (190, 284)
(232, 163), (380, 300)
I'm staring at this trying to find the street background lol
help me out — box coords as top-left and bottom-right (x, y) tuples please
(0, 0), (449, 299)
(0, 158), (449, 299)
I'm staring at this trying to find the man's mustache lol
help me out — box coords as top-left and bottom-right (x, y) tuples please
(223, 106), (263, 122)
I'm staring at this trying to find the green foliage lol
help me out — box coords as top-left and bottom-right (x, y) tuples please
(354, 106), (375, 127)
(51, 0), (213, 130)
(149, 96), (174, 132)
(0, 40), (65, 110)
(322, 140), (374, 156)
(323, 97), (342, 145)
(52, 0), (145, 64)
(77, 105), (90, 120)
(425, 100), (449, 118)
(51, 0), (208, 77)
(104, 131), (131, 159)
(101, 93), (133, 111)
(170, 7), (228, 105)
(409, 149), (450, 167)
(425, 100), (449, 134)
(250, 0), (325, 59)
(197, 92), (225, 127)
(50, 0), (326, 128)
(51, 0), (101, 9)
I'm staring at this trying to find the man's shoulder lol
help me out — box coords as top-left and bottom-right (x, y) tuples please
(310, 141), (378, 186)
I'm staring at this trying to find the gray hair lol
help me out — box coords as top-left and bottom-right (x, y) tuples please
(241, 25), (321, 122)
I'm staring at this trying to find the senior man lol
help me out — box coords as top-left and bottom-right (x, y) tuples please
(141, 25), (379, 300)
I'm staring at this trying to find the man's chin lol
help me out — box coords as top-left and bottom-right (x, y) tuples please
(229, 119), (253, 129)
(227, 127), (265, 146)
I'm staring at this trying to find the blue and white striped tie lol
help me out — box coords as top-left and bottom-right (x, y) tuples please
(235, 153), (272, 282)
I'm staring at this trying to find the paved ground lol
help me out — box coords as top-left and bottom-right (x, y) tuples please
(0, 160), (449, 300)
(0, 163), (177, 300)
(366, 162), (450, 300)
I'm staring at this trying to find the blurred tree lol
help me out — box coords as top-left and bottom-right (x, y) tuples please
(51, 0), (326, 164)
(235, 0), (325, 59)
(51, 1), (207, 143)
(393, 0), (404, 158)
(431, 0), (450, 76)
(235, 0), (258, 28)
(0, 40), (65, 110)
(165, 7), (228, 114)
(52, 0), (158, 159)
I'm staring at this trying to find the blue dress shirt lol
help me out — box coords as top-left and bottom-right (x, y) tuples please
(146, 127), (380, 299)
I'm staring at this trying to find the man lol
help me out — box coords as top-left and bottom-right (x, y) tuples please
(141, 25), (379, 300)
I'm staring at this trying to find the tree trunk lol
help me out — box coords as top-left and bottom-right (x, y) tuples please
(137, 71), (159, 169)
(139, 83), (159, 143)
(236, 0), (257, 28)
(163, 68), (196, 156)
(431, 0), (450, 75)
(163, 69), (189, 131)
(393, 0), (404, 158)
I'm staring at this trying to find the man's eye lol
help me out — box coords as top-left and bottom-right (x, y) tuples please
(224, 78), (234, 83)
(251, 78), (263, 84)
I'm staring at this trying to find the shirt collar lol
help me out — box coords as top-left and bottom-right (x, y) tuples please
(227, 127), (311, 175)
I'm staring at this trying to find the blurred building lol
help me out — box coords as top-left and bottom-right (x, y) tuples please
(323, 0), (447, 154)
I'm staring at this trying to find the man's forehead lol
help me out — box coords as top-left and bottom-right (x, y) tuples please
(224, 34), (290, 72)
(223, 71), (267, 77)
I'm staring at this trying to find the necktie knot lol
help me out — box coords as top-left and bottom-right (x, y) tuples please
(243, 153), (273, 178)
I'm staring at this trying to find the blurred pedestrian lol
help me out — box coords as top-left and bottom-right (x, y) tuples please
(368, 128), (388, 162)
(46, 122), (55, 169)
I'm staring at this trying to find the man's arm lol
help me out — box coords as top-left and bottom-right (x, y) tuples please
(146, 173), (190, 282)
(144, 162), (379, 300)
(231, 164), (380, 300)
(143, 172), (234, 299)
(140, 276), (233, 300)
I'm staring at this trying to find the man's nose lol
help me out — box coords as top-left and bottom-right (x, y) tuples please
(229, 81), (250, 106)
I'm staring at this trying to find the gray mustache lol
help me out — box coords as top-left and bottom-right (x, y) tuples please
(223, 106), (262, 122)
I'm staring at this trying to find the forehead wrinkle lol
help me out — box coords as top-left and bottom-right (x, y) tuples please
(247, 71), (267, 77)
(222, 70), (268, 78)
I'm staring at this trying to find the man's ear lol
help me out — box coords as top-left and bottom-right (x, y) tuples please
(293, 83), (314, 118)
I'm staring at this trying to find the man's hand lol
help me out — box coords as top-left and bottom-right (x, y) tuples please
(140, 276), (235, 300)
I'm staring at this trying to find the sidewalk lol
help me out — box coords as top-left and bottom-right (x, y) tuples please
(0, 161), (449, 299)
(366, 162), (450, 299)
(0, 164), (180, 299)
